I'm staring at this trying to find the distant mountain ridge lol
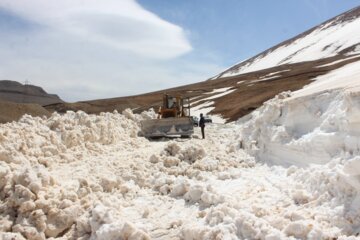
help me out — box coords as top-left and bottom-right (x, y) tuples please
(0, 80), (63, 106)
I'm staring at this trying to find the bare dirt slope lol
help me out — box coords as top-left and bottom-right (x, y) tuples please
(0, 100), (50, 124)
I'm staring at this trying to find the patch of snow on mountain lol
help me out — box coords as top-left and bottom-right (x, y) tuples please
(190, 87), (235, 123)
(252, 75), (281, 83)
(315, 54), (360, 68)
(265, 69), (291, 76)
(294, 60), (360, 98)
(205, 87), (232, 94)
(203, 89), (235, 101)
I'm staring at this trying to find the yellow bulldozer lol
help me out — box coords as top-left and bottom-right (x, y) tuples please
(140, 94), (194, 138)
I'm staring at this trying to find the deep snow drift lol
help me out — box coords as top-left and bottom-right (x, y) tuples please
(237, 89), (360, 166)
(1, 89), (360, 239)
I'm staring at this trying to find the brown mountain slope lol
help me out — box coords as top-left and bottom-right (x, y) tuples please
(0, 100), (50, 124)
(45, 54), (360, 122)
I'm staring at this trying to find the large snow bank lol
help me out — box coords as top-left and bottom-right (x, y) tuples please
(232, 58), (360, 235)
(236, 90), (360, 167)
(235, 88), (360, 235)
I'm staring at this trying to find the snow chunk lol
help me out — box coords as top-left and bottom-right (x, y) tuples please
(283, 220), (312, 239)
(90, 204), (150, 240)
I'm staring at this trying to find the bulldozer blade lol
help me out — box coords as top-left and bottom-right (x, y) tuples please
(140, 117), (194, 138)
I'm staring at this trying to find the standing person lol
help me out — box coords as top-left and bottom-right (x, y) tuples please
(199, 113), (205, 139)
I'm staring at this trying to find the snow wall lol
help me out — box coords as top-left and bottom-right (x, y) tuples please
(237, 89), (360, 188)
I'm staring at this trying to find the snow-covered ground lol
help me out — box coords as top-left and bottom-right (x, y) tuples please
(1, 84), (360, 239)
(2, 58), (360, 239)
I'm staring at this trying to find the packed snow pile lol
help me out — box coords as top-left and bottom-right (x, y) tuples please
(0, 110), (152, 239)
(1, 95), (360, 239)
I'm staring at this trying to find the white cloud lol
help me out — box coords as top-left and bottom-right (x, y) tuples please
(0, 0), (192, 59)
(0, 0), (224, 101)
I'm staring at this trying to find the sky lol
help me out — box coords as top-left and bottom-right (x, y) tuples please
(0, 0), (359, 101)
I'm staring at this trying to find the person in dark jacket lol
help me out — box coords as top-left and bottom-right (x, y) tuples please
(199, 113), (205, 139)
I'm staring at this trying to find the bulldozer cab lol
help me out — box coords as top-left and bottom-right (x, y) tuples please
(159, 94), (191, 119)
(141, 94), (193, 138)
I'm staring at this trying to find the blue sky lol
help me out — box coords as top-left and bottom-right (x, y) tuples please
(139, 0), (360, 66)
(0, 0), (359, 101)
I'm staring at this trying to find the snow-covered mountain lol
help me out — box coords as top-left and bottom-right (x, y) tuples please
(214, 6), (360, 78)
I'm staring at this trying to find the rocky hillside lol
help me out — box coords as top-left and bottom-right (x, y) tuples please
(0, 80), (63, 106)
